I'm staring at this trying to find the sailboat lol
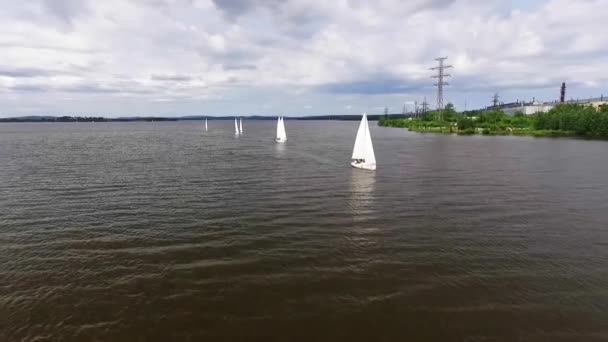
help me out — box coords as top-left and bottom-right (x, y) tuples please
(205, 118), (208, 132)
(239, 117), (244, 135)
(276, 116), (287, 142)
(351, 113), (376, 171)
(234, 117), (239, 135)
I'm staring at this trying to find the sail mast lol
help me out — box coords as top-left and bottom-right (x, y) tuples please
(363, 114), (376, 165)
(281, 117), (286, 141)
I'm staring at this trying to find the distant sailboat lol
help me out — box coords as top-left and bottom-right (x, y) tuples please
(239, 117), (244, 134)
(205, 118), (208, 132)
(351, 113), (376, 171)
(234, 117), (239, 135)
(276, 116), (287, 142)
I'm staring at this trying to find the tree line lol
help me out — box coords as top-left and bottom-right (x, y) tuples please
(534, 104), (608, 136)
(0, 116), (178, 122)
(379, 102), (608, 137)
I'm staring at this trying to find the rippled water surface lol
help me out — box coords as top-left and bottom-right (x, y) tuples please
(1, 121), (607, 341)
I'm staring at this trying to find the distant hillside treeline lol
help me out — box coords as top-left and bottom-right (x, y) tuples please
(298, 114), (410, 121)
(0, 116), (178, 122)
(0, 114), (410, 123)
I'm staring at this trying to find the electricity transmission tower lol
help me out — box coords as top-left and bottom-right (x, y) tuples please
(492, 92), (500, 108)
(430, 57), (452, 120)
(421, 97), (429, 118)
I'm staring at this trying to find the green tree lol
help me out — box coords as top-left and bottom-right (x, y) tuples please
(443, 102), (457, 122)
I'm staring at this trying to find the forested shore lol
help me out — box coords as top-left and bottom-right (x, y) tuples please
(379, 103), (608, 138)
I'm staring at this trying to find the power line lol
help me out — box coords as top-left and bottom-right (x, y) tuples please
(421, 97), (429, 117)
(430, 57), (453, 120)
(492, 92), (500, 108)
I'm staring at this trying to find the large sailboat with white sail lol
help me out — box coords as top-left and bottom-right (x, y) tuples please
(205, 118), (208, 132)
(234, 117), (239, 135)
(239, 117), (244, 135)
(351, 113), (376, 171)
(275, 116), (287, 142)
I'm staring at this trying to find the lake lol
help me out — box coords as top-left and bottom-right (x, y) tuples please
(1, 121), (607, 341)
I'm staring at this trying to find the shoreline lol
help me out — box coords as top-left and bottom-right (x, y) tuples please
(378, 103), (608, 139)
(380, 122), (608, 139)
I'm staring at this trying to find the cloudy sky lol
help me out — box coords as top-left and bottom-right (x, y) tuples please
(0, 0), (607, 117)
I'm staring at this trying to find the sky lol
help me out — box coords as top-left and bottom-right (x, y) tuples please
(0, 0), (607, 117)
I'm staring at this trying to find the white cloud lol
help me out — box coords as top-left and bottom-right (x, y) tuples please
(0, 0), (607, 116)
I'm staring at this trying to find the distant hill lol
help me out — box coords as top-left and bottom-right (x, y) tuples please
(177, 115), (279, 121)
(298, 114), (410, 121)
(0, 114), (411, 123)
(0, 115), (57, 122)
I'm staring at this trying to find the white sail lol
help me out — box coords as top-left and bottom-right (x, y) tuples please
(276, 116), (287, 142)
(205, 118), (208, 132)
(276, 117), (281, 141)
(281, 117), (287, 140)
(350, 113), (376, 171)
(239, 117), (243, 134)
(234, 117), (239, 135)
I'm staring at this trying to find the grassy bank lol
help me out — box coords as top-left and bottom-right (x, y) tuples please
(379, 103), (608, 138)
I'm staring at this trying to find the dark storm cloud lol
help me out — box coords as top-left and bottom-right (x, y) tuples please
(60, 84), (155, 94)
(42, 0), (90, 26)
(222, 64), (257, 71)
(62, 84), (121, 93)
(9, 84), (49, 92)
(0, 41), (99, 54)
(211, 0), (257, 16)
(411, 0), (457, 12)
(0, 64), (98, 79)
(0, 67), (54, 78)
(211, 0), (284, 17)
(150, 74), (193, 81)
(202, 46), (260, 67)
(348, 0), (456, 13)
(450, 74), (561, 93)
(318, 75), (429, 95)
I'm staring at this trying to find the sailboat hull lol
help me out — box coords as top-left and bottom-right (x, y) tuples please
(275, 137), (287, 143)
(351, 161), (376, 171)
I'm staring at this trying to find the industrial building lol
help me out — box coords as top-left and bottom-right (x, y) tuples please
(495, 96), (607, 115)
(499, 101), (554, 115)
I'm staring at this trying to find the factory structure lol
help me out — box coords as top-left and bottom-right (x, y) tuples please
(491, 83), (607, 115)
(496, 97), (607, 115)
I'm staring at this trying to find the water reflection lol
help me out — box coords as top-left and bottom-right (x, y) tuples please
(275, 141), (286, 156)
(349, 169), (376, 222)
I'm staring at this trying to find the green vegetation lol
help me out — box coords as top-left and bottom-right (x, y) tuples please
(534, 104), (608, 136)
(378, 103), (608, 138)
